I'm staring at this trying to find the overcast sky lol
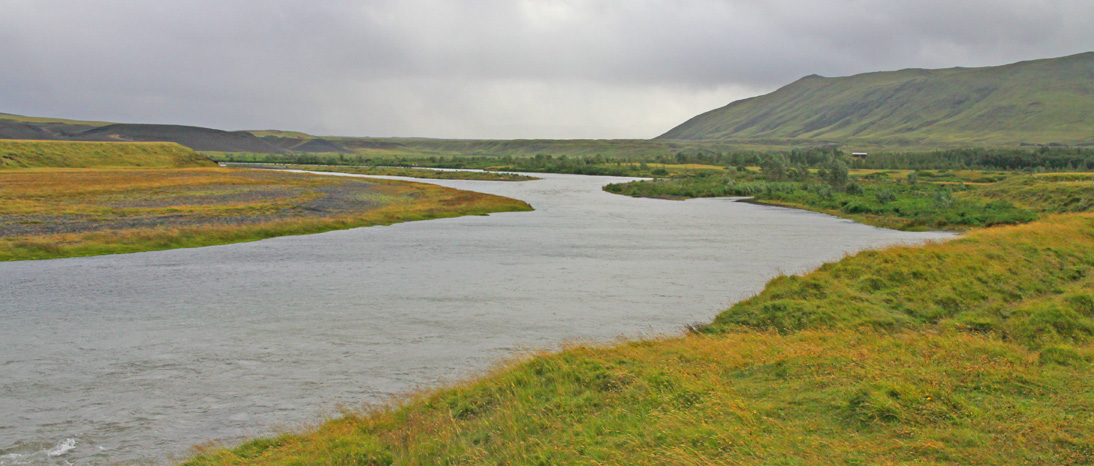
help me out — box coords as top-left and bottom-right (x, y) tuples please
(2, 0), (1092, 139)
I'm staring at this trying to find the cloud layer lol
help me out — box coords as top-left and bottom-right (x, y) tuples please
(2, 0), (1091, 138)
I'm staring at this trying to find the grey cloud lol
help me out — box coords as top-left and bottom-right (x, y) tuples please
(1, 0), (1091, 138)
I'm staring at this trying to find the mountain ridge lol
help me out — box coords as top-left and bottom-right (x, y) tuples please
(658, 52), (1094, 146)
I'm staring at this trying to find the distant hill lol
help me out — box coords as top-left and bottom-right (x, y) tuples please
(658, 52), (1094, 146)
(0, 114), (301, 153)
(77, 124), (287, 153)
(0, 140), (216, 169)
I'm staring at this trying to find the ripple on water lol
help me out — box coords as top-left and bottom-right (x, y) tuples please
(0, 172), (954, 465)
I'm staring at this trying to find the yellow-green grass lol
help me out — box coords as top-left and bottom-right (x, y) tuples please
(182, 214), (1094, 465)
(0, 112), (113, 126)
(975, 173), (1094, 214)
(0, 139), (215, 169)
(0, 167), (531, 261)
(237, 164), (539, 181)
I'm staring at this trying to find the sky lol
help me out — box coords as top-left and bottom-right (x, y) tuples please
(2, 0), (1092, 139)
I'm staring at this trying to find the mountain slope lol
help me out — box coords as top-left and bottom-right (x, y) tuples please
(77, 123), (288, 153)
(0, 114), (301, 153)
(658, 52), (1094, 146)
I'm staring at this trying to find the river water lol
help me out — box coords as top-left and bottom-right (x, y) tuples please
(0, 172), (952, 465)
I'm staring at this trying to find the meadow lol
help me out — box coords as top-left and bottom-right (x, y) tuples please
(605, 166), (1094, 231)
(0, 139), (215, 169)
(227, 163), (539, 181)
(0, 166), (531, 261)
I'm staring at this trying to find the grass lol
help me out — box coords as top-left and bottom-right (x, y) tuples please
(230, 163), (539, 181)
(658, 52), (1094, 146)
(182, 213), (1094, 465)
(0, 139), (216, 169)
(0, 167), (531, 261)
(603, 169), (1094, 231)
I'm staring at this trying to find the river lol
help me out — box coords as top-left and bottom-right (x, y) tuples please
(0, 172), (952, 465)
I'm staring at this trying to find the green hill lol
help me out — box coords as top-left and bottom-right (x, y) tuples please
(0, 140), (216, 169)
(658, 52), (1094, 147)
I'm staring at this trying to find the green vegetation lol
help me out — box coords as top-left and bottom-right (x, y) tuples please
(182, 136), (1094, 465)
(0, 167), (531, 261)
(0, 140), (533, 260)
(707, 215), (1094, 345)
(208, 145), (1094, 179)
(183, 212), (1094, 465)
(603, 151), (1094, 230)
(658, 52), (1094, 147)
(0, 139), (216, 169)
(231, 163), (539, 181)
(0, 112), (113, 126)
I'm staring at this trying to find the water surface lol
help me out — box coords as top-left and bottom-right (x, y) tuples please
(0, 172), (952, 465)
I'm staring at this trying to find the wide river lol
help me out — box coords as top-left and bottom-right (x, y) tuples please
(0, 172), (952, 465)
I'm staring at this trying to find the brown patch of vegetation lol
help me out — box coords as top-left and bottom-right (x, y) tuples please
(0, 167), (531, 260)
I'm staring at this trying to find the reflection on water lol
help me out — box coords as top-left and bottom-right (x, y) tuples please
(0, 172), (952, 465)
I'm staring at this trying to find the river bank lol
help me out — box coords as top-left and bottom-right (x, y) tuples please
(0, 167), (531, 261)
(0, 172), (949, 465)
(183, 212), (1094, 465)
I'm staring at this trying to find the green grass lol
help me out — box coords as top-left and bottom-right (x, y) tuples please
(0, 112), (113, 126)
(0, 167), (532, 261)
(659, 52), (1094, 147)
(232, 163), (539, 181)
(603, 169), (1094, 231)
(0, 139), (216, 169)
(182, 214), (1094, 466)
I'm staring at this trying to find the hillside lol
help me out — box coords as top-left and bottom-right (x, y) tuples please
(0, 140), (215, 169)
(0, 114), (291, 153)
(659, 52), (1094, 146)
(78, 123), (287, 153)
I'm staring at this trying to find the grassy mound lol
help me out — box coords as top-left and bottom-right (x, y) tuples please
(0, 139), (215, 169)
(708, 214), (1094, 347)
(181, 214), (1094, 465)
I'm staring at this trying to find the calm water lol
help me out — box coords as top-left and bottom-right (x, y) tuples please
(0, 172), (952, 465)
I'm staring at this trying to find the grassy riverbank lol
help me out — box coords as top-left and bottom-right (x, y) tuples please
(182, 212), (1094, 465)
(605, 169), (1094, 231)
(0, 167), (531, 261)
(228, 163), (539, 181)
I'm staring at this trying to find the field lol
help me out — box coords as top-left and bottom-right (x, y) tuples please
(605, 167), (1094, 231)
(182, 212), (1094, 465)
(0, 139), (215, 169)
(230, 163), (539, 181)
(0, 167), (531, 261)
